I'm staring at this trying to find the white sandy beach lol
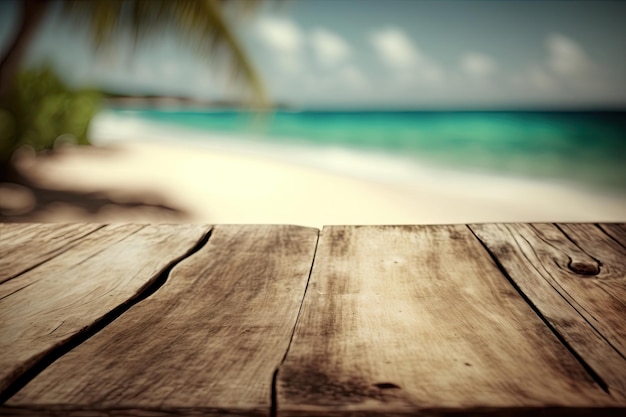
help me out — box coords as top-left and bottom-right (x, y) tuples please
(2, 131), (626, 227)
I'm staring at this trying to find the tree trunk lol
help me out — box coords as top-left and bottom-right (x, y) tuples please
(0, 0), (49, 96)
(0, 0), (49, 183)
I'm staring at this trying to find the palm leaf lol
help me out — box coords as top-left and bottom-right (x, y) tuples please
(61, 0), (268, 107)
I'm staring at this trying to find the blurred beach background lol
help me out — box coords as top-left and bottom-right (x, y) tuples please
(1, 0), (625, 227)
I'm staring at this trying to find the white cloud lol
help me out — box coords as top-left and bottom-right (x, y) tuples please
(369, 27), (444, 85)
(370, 27), (421, 69)
(256, 16), (303, 53)
(511, 34), (598, 93)
(460, 52), (497, 78)
(256, 17), (304, 74)
(310, 28), (351, 67)
(546, 33), (594, 78)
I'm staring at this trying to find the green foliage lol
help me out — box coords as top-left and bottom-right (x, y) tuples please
(0, 65), (101, 163)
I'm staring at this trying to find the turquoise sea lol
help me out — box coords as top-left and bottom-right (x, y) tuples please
(109, 109), (626, 193)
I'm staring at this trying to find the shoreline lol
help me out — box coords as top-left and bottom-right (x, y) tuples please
(1, 110), (625, 226)
(1, 138), (625, 227)
(93, 109), (626, 198)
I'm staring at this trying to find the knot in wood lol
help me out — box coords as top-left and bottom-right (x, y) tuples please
(568, 260), (600, 276)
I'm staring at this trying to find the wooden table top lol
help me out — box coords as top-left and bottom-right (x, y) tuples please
(0, 223), (625, 416)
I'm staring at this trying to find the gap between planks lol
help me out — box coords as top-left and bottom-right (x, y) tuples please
(276, 224), (622, 416)
(467, 224), (609, 394)
(0, 225), (214, 404)
(2, 223), (623, 415)
(3, 224), (320, 416)
(271, 232), (321, 417)
(469, 222), (626, 402)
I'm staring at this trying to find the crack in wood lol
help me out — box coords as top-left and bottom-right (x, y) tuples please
(0, 224), (108, 285)
(0, 281), (36, 302)
(0, 228), (214, 405)
(73, 226), (147, 268)
(553, 224), (603, 276)
(547, 224), (626, 361)
(595, 224), (626, 251)
(524, 224), (600, 278)
(271, 229), (320, 417)
(46, 321), (65, 336)
(373, 382), (401, 390)
(467, 225), (611, 396)
(504, 229), (600, 334)
(510, 227), (622, 362)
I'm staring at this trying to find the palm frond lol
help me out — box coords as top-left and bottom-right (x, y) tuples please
(60, 0), (269, 107)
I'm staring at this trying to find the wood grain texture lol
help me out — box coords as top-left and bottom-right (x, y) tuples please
(0, 224), (141, 301)
(6, 225), (319, 416)
(470, 223), (626, 402)
(598, 224), (626, 249)
(277, 225), (616, 416)
(0, 224), (211, 396)
(0, 223), (103, 284)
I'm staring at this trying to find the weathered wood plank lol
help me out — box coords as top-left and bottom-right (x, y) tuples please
(0, 224), (211, 397)
(0, 223), (104, 284)
(470, 223), (626, 402)
(278, 225), (616, 416)
(598, 224), (626, 249)
(0, 224), (43, 240)
(0, 224), (141, 301)
(5, 225), (318, 416)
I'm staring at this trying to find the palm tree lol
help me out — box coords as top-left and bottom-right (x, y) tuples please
(0, 0), (268, 104)
(0, 0), (271, 182)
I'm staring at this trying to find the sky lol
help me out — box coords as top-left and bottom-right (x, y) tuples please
(1, 0), (626, 108)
